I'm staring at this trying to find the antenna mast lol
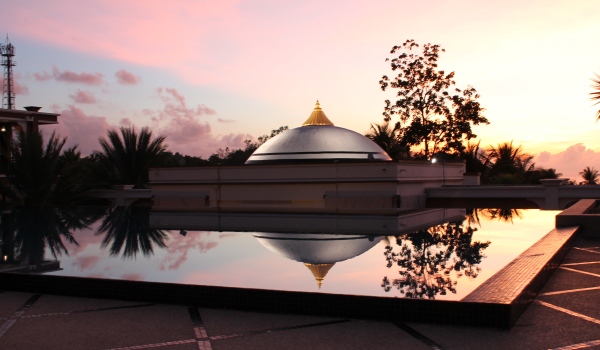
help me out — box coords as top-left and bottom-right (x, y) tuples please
(1, 35), (16, 109)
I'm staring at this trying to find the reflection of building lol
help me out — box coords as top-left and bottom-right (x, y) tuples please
(150, 102), (465, 214)
(149, 208), (466, 288)
(254, 233), (383, 288)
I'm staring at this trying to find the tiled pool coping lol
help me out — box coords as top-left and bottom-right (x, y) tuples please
(0, 225), (582, 329)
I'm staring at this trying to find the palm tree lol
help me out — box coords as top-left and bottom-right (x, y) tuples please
(365, 121), (408, 160)
(591, 73), (600, 121)
(97, 126), (166, 187)
(0, 131), (90, 205)
(483, 141), (534, 183)
(460, 141), (486, 174)
(579, 166), (599, 185)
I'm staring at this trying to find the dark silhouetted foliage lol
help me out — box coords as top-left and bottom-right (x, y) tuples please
(591, 73), (600, 121)
(0, 131), (92, 205)
(365, 121), (410, 160)
(208, 126), (288, 166)
(382, 220), (489, 299)
(96, 126), (166, 187)
(580, 166), (599, 185)
(380, 40), (488, 159)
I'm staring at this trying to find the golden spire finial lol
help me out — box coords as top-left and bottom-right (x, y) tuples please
(304, 263), (335, 289)
(302, 100), (334, 126)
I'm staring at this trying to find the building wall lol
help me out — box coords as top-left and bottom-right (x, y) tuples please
(149, 161), (465, 214)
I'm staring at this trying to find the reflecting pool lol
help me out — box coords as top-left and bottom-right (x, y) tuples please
(0, 206), (559, 301)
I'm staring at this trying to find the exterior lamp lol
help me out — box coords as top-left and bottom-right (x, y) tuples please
(1, 126), (5, 132)
(431, 158), (437, 163)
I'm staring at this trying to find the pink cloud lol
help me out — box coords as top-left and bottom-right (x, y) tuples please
(40, 89), (250, 158)
(115, 69), (141, 85)
(218, 118), (236, 123)
(34, 66), (103, 85)
(535, 143), (600, 181)
(70, 89), (97, 104)
(145, 87), (249, 156)
(72, 256), (100, 270)
(160, 231), (227, 270)
(33, 71), (52, 81)
(0, 74), (29, 96)
(14, 80), (29, 95)
(64, 221), (105, 255)
(44, 105), (112, 155)
(120, 117), (133, 126)
(1, 1), (244, 86)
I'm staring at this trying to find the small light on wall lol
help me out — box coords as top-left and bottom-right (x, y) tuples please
(431, 158), (437, 163)
(1, 127), (6, 132)
(3, 255), (7, 261)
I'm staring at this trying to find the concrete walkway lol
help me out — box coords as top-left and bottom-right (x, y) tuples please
(1, 236), (600, 350)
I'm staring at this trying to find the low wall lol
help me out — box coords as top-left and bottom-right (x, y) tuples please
(556, 199), (600, 236)
(149, 161), (465, 214)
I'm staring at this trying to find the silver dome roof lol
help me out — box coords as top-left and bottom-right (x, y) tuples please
(245, 102), (391, 165)
(253, 233), (383, 264)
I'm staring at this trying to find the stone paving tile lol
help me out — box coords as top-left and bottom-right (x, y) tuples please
(25, 293), (154, 315)
(0, 291), (32, 318)
(0, 304), (195, 350)
(209, 319), (431, 350)
(538, 268), (600, 293)
(561, 248), (600, 264)
(199, 308), (342, 336)
(537, 290), (600, 322)
(572, 238), (600, 249)
(408, 301), (600, 350)
(563, 263), (600, 275)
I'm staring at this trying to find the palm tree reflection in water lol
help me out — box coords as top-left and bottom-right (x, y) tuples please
(96, 206), (167, 259)
(1, 206), (99, 269)
(382, 220), (490, 299)
(466, 208), (523, 227)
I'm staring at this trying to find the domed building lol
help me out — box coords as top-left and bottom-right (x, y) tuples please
(246, 101), (392, 165)
(150, 101), (466, 213)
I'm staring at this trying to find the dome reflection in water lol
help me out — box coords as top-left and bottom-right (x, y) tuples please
(253, 233), (383, 288)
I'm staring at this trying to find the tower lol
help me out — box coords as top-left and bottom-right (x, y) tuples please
(1, 35), (16, 109)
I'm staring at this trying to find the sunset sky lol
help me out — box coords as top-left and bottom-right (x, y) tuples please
(2, 0), (600, 180)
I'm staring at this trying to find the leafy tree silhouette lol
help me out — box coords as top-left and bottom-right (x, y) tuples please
(382, 220), (490, 299)
(379, 39), (488, 159)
